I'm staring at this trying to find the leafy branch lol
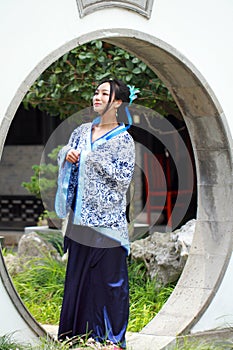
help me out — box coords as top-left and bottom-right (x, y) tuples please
(23, 40), (179, 119)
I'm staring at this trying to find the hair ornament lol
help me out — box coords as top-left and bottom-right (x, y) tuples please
(127, 85), (140, 105)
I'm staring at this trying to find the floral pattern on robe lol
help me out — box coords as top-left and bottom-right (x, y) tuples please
(55, 121), (135, 254)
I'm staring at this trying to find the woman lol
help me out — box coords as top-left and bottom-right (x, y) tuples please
(55, 79), (138, 349)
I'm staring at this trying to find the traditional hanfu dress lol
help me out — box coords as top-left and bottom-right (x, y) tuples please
(55, 118), (135, 349)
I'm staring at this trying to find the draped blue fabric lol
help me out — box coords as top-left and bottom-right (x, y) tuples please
(58, 233), (129, 349)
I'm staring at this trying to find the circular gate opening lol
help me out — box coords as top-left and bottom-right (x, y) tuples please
(0, 29), (233, 347)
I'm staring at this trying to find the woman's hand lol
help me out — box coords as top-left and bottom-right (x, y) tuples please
(66, 149), (80, 164)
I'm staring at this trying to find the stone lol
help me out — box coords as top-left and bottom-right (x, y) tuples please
(4, 231), (62, 275)
(130, 219), (196, 286)
(76, 0), (154, 19)
(4, 253), (23, 275)
(17, 231), (61, 261)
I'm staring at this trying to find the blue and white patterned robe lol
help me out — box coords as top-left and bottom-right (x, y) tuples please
(55, 120), (135, 254)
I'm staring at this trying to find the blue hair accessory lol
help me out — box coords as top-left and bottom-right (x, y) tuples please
(127, 85), (140, 105)
(121, 85), (139, 130)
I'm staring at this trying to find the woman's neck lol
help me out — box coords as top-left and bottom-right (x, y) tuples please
(98, 114), (118, 130)
(92, 116), (119, 143)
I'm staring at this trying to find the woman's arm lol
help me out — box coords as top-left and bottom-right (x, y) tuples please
(57, 126), (82, 167)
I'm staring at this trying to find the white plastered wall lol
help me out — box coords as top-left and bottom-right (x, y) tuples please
(0, 1), (233, 348)
(1, 1), (233, 136)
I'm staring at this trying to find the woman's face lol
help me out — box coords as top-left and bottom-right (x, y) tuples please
(93, 82), (115, 115)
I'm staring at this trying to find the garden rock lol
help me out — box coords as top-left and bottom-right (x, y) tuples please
(18, 231), (61, 260)
(4, 231), (62, 275)
(4, 253), (22, 275)
(130, 219), (196, 286)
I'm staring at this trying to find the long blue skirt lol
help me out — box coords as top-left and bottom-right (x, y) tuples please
(58, 229), (129, 349)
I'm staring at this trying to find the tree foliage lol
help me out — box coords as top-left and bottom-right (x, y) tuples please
(23, 40), (179, 119)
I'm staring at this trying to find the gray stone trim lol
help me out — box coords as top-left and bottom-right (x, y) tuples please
(76, 0), (154, 18)
(0, 249), (47, 338)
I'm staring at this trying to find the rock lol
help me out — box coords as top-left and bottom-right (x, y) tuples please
(130, 219), (196, 286)
(18, 231), (61, 261)
(173, 218), (195, 257)
(4, 231), (62, 275)
(4, 254), (23, 275)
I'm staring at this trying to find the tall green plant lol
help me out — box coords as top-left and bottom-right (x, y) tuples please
(21, 145), (63, 223)
(22, 145), (62, 199)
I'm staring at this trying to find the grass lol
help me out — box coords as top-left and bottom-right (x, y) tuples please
(172, 337), (233, 349)
(127, 259), (174, 332)
(10, 252), (174, 331)
(2, 238), (177, 348)
(1, 333), (233, 350)
(12, 254), (65, 324)
(0, 333), (86, 350)
(0, 333), (33, 350)
(2, 246), (233, 348)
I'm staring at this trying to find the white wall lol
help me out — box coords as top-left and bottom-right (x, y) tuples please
(1, 0), (233, 345)
(0, 0), (233, 137)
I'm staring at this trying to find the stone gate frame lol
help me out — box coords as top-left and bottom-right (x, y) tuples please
(1, 29), (233, 349)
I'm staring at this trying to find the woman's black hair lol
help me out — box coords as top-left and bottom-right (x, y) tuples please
(95, 78), (130, 117)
